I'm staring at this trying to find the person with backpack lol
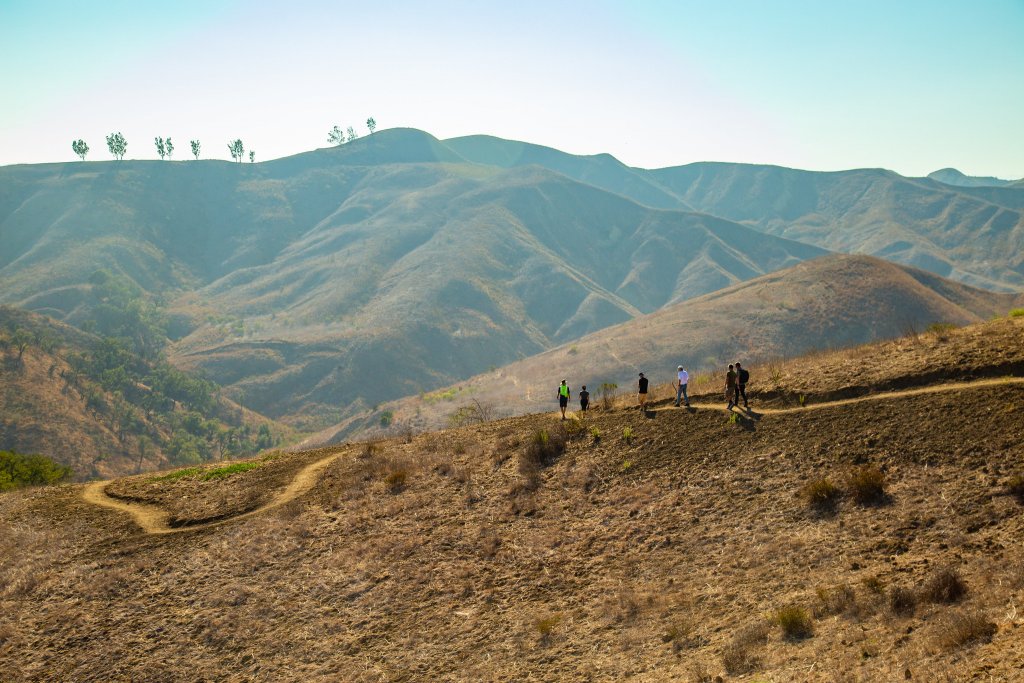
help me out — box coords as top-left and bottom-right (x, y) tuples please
(735, 362), (750, 408)
(558, 379), (570, 420)
(675, 365), (689, 407)
(725, 364), (737, 410)
(579, 385), (590, 413)
(637, 372), (649, 411)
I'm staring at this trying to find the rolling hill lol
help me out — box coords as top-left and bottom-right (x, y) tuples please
(307, 255), (1022, 444)
(4, 316), (1023, 681)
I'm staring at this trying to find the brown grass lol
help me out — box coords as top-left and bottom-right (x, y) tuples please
(848, 465), (887, 505)
(801, 477), (840, 514)
(934, 610), (996, 649)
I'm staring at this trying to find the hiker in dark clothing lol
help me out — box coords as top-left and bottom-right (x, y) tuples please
(735, 362), (750, 408)
(579, 385), (590, 412)
(638, 372), (649, 411)
(725, 364), (737, 409)
(558, 379), (570, 420)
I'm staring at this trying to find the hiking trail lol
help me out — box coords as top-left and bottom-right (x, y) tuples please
(82, 377), (1022, 535)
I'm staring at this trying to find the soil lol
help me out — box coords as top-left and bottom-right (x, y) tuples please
(1, 324), (1023, 682)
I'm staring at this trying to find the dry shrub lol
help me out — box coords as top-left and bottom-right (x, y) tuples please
(477, 527), (501, 559)
(861, 576), (885, 595)
(814, 584), (856, 617)
(921, 567), (967, 604)
(774, 606), (813, 640)
(1008, 474), (1024, 500)
(602, 587), (657, 624)
(533, 613), (562, 646)
(516, 428), (567, 491)
(720, 620), (769, 675)
(889, 585), (917, 616)
(384, 469), (407, 493)
(848, 465), (886, 504)
(934, 609), (996, 649)
(801, 478), (840, 514)
(688, 660), (715, 682)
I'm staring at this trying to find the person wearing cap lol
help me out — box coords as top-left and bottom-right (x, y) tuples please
(557, 379), (570, 419)
(675, 365), (689, 407)
(637, 372), (649, 411)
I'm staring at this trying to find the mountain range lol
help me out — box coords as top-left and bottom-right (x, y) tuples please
(2, 128), (1022, 435)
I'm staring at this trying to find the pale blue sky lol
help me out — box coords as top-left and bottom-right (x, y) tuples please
(2, 0), (1022, 177)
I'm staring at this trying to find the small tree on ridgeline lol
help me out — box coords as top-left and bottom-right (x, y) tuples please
(249, 150), (255, 163)
(328, 125), (345, 146)
(227, 139), (244, 163)
(346, 126), (359, 142)
(366, 117), (376, 134)
(106, 132), (127, 160)
(71, 139), (90, 160)
(166, 137), (174, 159)
(190, 139), (201, 160)
(154, 136), (167, 159)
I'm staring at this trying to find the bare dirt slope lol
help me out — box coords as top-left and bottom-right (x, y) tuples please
(2, 320), (1023, 682)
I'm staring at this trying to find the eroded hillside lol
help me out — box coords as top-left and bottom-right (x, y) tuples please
(1, 318), (1022, 681)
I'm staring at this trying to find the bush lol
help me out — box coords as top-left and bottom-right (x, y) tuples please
(599, 382), (618, 410)
(889, 585), (917, 616)
(518, 429), (567, 485)
(934, 610), (996, 649)
(921, 567), (967, 604)
(814, 584), (856, 617)
(848, 465), (886, 504)
(384, 469), (407, 493)
(774, 606), (813, 640)
(926, 322), (957, 335)
(0, 451), (73, 491)
(801, 478), (840, 513)
(622, 426), (634, 445)
(1008, 474), (1024, 499)
(1009, 308), (1024, 318)
(720, 622), (768, 674)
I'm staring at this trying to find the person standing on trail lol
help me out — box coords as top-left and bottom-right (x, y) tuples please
(675, 365), (690, 407)
(725, 364), (737, 409)
(638, 372), (649, 411)
(579, 385), (590, 413)
(558, 379), (570, 420)
(735, 362), (750, 409)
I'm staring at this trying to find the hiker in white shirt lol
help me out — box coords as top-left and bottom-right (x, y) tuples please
(675, 365), (690, 407)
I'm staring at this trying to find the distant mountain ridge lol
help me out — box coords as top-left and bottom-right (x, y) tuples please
(2, 128), (1022, 429)
(927, 167), (1020, 188)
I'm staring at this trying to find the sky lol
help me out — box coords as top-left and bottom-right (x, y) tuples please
(1, 0), (1022, 177)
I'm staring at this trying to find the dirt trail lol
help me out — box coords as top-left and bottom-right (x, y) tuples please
(81, 448), (349, 535)
(677, 376), (1024, 414)
(83, 378), (1022, 535)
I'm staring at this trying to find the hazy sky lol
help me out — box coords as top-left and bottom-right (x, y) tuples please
(2, 0), (1022, 177)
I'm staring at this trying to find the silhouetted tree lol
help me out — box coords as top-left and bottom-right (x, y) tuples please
(190, 139), (201, 160)
(166, 137), (174, 159)
(72, 139), (90, 160)
(154, 136), (167, 159)
(106, 132), (127, 160)
(366, 117), (377, 134)
(328, 125), (345, 146)
(346, 126), (359, 142)
(248, 150), (255, 163)
(227, 139), (244, 163)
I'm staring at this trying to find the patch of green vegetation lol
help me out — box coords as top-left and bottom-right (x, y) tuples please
(774, 606), (813, 640)
(379, 410), (394, 427)
(1009, 308), (1024, 318)
(201, 461), (262, 480)
(926, 322), (957, 334)
(0, 451), (73, 491)
(622, 426), (634, 444)
(149, 467), (203, 482)
(422, 386), (473, 404)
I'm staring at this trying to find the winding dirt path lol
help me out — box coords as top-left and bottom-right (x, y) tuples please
(82, 448), (347, 535)
(84, 377), (1023, 535)
(675, 376), (1024, 414)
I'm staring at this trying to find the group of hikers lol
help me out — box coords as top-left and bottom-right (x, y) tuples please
(557, 362), (751, 418)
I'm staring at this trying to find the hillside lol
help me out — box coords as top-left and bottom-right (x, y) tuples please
(927, 168), (1019, 188)
(2, 317), (1023, 681)
(0, 306), (287, 478)
(305, 255), (1022, 444)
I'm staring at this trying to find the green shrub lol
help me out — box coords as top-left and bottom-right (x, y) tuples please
(622, 426), (634, 444)
(801, 478), (840, 513)
(0, 451), (73, 491)
(589, 427), (601, 443)
(201, 462), (262, 481)
(1009, 308), (1024, 318)
(849, 465), (886, 504)
(774, 606), (813, 640)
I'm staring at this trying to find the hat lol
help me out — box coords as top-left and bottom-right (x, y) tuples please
(677, 365), (683, 370)
(639, 372), (644, 376)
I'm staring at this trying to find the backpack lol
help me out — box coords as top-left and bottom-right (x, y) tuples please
(738, 368), (750, 384)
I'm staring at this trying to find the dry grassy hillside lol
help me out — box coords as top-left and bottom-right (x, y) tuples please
(2, 318), (1023, 681)
(308, 255), (1021, 445)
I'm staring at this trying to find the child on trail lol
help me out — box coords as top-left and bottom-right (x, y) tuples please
(725, 364), (737, 409)
(735, 362), (749, 408)
(579, 385), (590, 412)
(675, 365), (689, 407)
(638, 372), (649, 411)
(558, 379), (570, 420)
